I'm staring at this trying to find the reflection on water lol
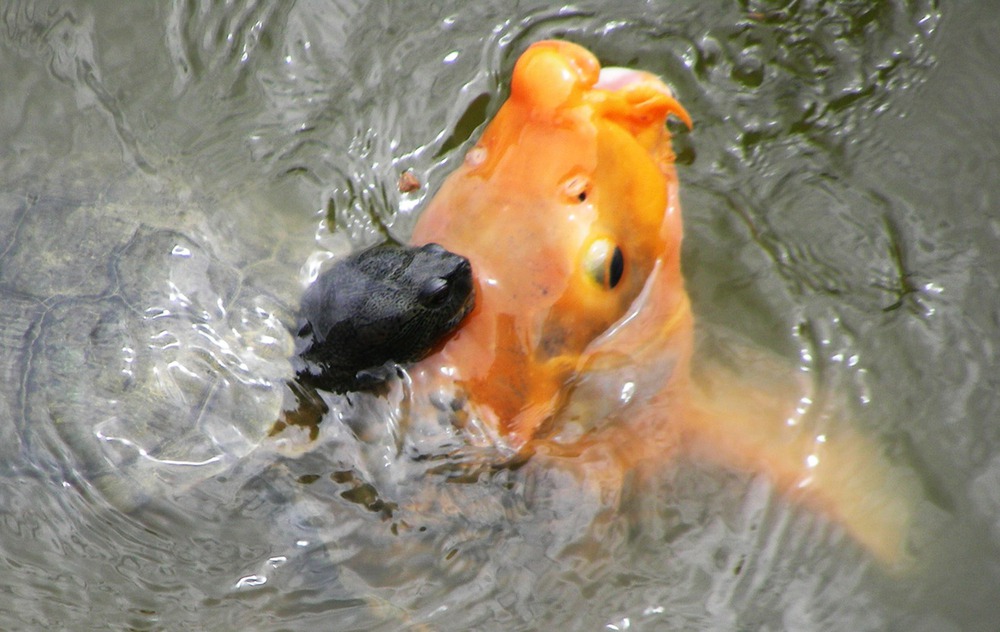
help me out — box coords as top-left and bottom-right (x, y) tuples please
(2, 1), (1000, 630)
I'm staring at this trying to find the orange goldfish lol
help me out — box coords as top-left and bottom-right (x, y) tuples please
(408, 40), (916, 565)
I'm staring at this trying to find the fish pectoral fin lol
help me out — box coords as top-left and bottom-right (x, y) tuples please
(684, 344), (918, 568)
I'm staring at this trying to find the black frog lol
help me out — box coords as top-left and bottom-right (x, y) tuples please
(293, 242), (474, 393)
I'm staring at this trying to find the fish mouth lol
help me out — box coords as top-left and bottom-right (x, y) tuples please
(595, 66), (693, 129)
(596, 67), (674, 95)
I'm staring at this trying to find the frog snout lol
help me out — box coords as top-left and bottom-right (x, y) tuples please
(445, 255), (473, 303)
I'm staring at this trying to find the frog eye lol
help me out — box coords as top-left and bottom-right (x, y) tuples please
(583, 238), (625, 290)
(562, 175), (590, 203)
(418, 276), (451, 307)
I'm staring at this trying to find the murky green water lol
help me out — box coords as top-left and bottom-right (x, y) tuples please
(2, 1), (999, 630)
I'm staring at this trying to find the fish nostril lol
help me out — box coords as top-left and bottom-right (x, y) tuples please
(465, 146), (487, 167)
(562, 175), (590, 203)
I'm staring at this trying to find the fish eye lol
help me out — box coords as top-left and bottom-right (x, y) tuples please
(608, 246), (624, 288)
(583, 238), (625, 290)
(418, 277), (451, 307)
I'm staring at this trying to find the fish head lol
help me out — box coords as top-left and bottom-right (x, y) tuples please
(411, 40), (692, 448)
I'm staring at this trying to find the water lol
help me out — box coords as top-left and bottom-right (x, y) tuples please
(1, 1), (998, 629)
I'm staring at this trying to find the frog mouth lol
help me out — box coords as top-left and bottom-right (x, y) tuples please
(446, 268), (476, 331)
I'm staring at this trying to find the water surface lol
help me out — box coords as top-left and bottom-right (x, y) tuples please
(2, 1), (999, 630)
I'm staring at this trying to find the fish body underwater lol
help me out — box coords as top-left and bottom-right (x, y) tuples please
(408, 40), (916, 565)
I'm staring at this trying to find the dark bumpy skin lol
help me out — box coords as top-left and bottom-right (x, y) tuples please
(293, 242), (474, 393)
